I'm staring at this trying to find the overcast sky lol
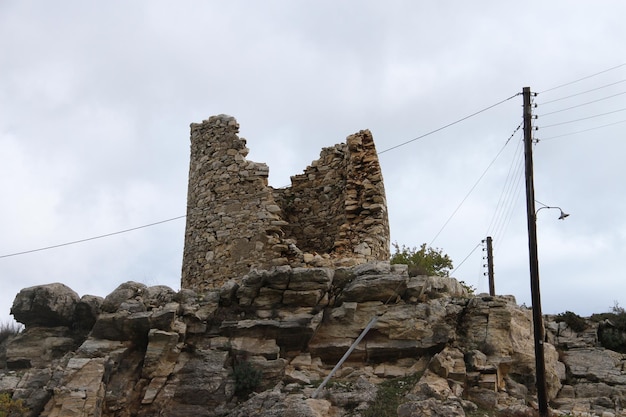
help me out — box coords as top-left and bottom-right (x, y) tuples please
(1, 1), (625, 324)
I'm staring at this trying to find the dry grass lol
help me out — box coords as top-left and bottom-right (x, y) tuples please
(0, 320), (23, 343)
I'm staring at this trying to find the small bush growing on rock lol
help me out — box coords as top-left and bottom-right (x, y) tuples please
(591, 302), (626, 353)
(232, 360), (262, 399)
(0, 393), (28, 416)
(555, 311), (587, 333)
(459, 280), (476, 295)
(362, 373), (422, 417)
(391, 242), (453, 277)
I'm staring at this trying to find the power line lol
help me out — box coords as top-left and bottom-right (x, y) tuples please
(492, 163), (525, 255)
(539, 79), (626, 105)
(538, 91), (626, 117)
(539, 119), (626, 141)
(0, 215), (186, 259)
(450, 242), (481, 276)
(6, 75), (616, 262)
(486, 135), (524, 239)
(0, 96), (522, 260)
(428, 123), (520, 247)
(538, 63), (626, 94)
(378, 92), (520, 154)
(540, 107), (626, 128)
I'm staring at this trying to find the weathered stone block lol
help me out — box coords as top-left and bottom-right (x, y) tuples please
(231, 337), (280, 360)
(282, 290), (323, 307)
(340, 274), (407, 303)
(288, 268), (334, 291)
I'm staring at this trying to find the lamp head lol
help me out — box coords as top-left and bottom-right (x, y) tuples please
(535, 204), (570, 220)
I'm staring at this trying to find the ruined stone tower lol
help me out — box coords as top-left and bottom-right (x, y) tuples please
(181, 114), (390, 293)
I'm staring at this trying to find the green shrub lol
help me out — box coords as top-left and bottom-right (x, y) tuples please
(362, 373), (422, 417)
(232, 360), (262, 398)
(0, 393), (28, 417)
(591, 302), (626, 353)
(459, 280), (476, 295)
(598, 326), (625, 352)
(390, 243), (453, 277)
(555, 311), (587, 333)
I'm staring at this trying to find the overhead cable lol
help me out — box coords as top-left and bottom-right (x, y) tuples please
(539, 79), (626, 105)
(428, 122), (521, 247)
(538, 63), (626, 94)
(378, 92), (520, 154)
(0, 215), (187, 259)
(539, 119), (626, 141)
(538, 91), (626, 117)
(540, 107), (626, 129)
(486, 135), (524, 238)
(450, 242), (482, 275)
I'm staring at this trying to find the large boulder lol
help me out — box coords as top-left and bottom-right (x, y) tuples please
(404, 276), (469, 301)
(11, 283), (80, 327)
(339, 274), (407, 303)
(101, 281), (148, 313)
(73, 294), (103, 333)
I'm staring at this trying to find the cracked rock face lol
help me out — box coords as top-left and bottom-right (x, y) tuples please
(5, 265), (623, 417)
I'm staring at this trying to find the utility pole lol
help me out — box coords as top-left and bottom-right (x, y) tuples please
(523, 86), (549, 416)
(485, 236), (495, 296)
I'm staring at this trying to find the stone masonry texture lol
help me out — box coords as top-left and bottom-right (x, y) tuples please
(181, 114), (390, 292)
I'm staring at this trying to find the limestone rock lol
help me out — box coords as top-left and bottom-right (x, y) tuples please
(352, 261), (391, 276)
(11, 283), (80, 327)
(231, 337), (280, 360)
(561, 348), (626, 385)
(6, 326), (76, 369)
(429, 347), (466, 382)
(340, 273), (407, 303)
(412, 369), (455, 400)
(226, 391), (334, 417)
(325, 376), (378, 409)
(142, 285), (177, 309)
(167, 349), (232, 411)
(101, 281), (147, 313)
(5, 270), (626, 417)
(142, 329), (180, 378)
(397, 398), (466, 417)
(288, 267), (334, 292)
(90, 311), (152, 342)
(73, 294), (103, 333)
(405, 275), (469, 301)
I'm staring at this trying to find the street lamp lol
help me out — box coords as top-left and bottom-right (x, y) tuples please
(536, 205), (570, 221)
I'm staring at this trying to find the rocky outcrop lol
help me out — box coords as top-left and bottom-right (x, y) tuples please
(2, 266), (626, 416)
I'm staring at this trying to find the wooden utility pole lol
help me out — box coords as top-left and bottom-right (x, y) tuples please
(485, 236), (495, 296)
(523, 86), (549, 417)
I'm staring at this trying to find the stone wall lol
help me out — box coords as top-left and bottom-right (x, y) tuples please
(273, 129), (389, 261)
(181, 115), (390, 293)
